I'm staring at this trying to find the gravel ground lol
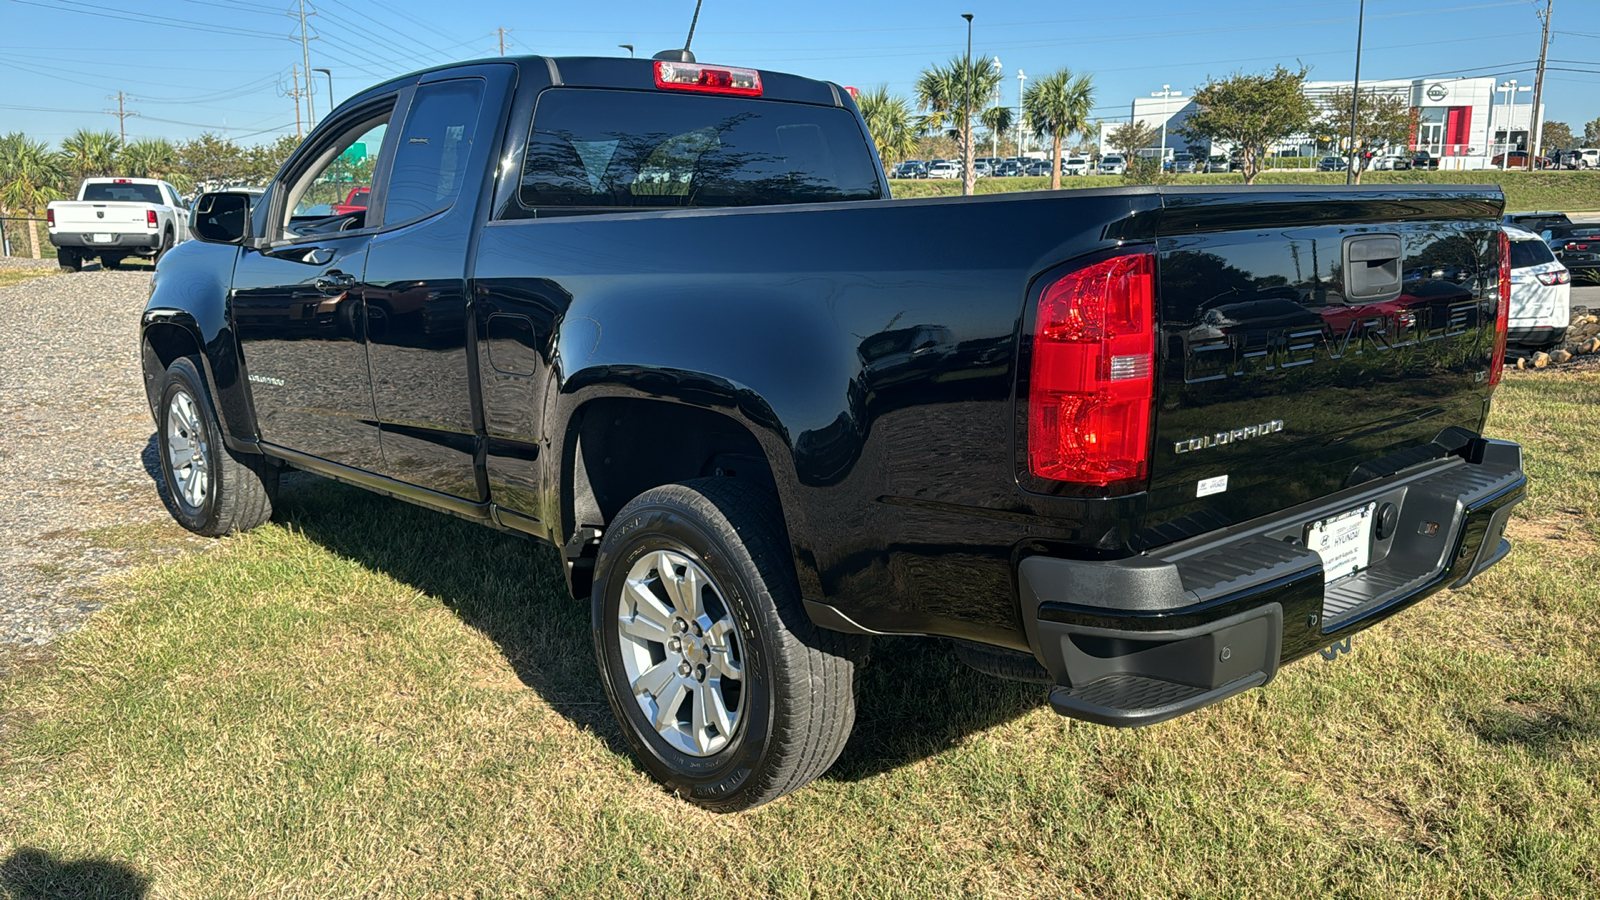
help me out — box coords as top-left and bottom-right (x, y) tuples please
(0, 262), (209, 668)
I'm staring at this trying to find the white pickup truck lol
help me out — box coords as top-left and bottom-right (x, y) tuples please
(47, 177), (190, 271)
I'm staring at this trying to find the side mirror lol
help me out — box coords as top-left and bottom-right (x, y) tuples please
(191, 192), (253, 245)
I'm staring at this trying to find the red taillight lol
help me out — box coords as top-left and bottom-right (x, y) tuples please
(1028, 253), (1156, 486)
(46, 208), (55, 227)
(654, 60), (762, 97)
(1490, 230), (1510, 387)
(843, 86), (859, 99)
(1536, 271), (1571, 286)
(1571, 243), (1589, 251)
(147, 209), (158, 229)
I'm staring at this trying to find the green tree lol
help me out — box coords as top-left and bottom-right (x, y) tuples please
(856, 86), (919, 170)
(118, 137), (186, 190)
(1022, 68), (1095, 190)
(60, 129), (121, 182)
(1315, 88), (1413, 182)
(1107, 121), (1164, 184)
(1541, 120), (1574, 152)
(1179, 65), (1315, 185)
(915, 55), (1002, 195)
(177, 133), (245, 187)
(239, 134), (301, 185)
(0, 133), (67, 258)
(1584, 116), (1600, 147)
(980, 104), (1014, 158)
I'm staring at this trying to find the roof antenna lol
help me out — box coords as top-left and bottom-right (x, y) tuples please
(653, 0), (702, 62)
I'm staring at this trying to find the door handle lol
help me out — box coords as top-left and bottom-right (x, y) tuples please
(314, 272), (356, 293)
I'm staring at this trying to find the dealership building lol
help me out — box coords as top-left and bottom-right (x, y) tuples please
(1102, 75), (1543, 169)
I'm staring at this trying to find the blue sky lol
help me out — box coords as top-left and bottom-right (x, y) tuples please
(3, 0), (1597, 146)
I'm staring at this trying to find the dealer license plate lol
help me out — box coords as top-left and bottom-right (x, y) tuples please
(92, 233), (113, 243)
(1306, 502), (1376, 583)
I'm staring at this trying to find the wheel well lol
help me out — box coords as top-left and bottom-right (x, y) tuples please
(564, 397), (778, 595)
(143, 322), (201, 372)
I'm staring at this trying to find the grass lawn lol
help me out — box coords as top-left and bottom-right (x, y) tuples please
(0, 269), (59, 289)
(1, 371), (1597, 898)
(890, 170), (1600, 212)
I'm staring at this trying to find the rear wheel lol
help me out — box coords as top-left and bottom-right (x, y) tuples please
(156, 356), (277, 536)
(103, 254), (125, 270)
(153, 227), (173, 264)
(591, 477), (861, 812)
(57, 250), (80, 272)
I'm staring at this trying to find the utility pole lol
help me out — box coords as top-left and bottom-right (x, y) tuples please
(961, 13), (974, 196)
(498, 27), (508, 56)
(1017, 69), (1026, 157)
(287, 65), (305, 138)
(1531, 0), (1552, 163)
(105, 91), (137, 144)
(298, 0), (315, 126)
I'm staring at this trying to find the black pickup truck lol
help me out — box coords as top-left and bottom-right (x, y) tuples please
(142, 55), (1526, 811)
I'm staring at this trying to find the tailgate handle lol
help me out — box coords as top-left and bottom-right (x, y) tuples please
(1343, 234), (1403, 302)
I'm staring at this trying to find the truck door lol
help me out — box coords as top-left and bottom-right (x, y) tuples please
(232, 98), (398, 469)
(362, 65), (510, 502)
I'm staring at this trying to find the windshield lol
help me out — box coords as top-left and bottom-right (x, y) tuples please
(81, 182), (163, 204)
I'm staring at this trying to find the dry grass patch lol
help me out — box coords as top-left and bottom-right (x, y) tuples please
(1, 372), (1597, 897)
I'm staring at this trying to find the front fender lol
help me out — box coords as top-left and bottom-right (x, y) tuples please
(142, 239), (257, 449)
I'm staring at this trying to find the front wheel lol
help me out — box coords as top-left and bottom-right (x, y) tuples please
(156, 356), (277, 536)
(591, 477), (861, 812)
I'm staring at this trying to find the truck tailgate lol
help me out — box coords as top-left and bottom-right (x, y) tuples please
(52, 202), (150, 232)
(1142, 189), (1503, 547)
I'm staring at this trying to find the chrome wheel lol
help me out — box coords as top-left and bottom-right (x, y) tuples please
(617, 549), (744, 757)
(165, 389), (210, 510)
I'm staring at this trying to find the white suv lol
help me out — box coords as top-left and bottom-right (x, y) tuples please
(1505, 225), (1571, 349)
(1098, 155), (1126, 175)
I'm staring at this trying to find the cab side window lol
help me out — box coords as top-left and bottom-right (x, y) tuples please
(277, 106), (392, 240)
(382, 79), (486, 226)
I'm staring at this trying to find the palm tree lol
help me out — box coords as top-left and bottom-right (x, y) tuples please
(0, 133), (67, 258)
(1023, 69), (1096, 190)
(980, 105), (1014, 158)
(915, 56), (1002, 195)
(120, 137), (179, 180)
(60, 129), (121, 181)
(857, 86), (918, 171)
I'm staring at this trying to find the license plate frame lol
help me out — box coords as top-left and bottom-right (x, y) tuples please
(91, 233), (113, 243)
(1305, 502), (1376, 584)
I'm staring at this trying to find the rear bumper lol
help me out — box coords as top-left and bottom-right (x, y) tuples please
(49, 232), (161, 251)
(1507, 325), (1567, 347)
(1018, 439), (1525, 727)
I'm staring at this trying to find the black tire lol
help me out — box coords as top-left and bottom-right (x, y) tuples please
(591, 477), (860, 812)
(153, 228), (173, 265)
(57, 250), (80, 272)
(156, 356), (277, 536)
(103, 254), (124, 270)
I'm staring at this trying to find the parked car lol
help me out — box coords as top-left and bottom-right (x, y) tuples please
(1204, 156), (1230, 173)
(1559, 148), (1598, 169)
(47, 177), (191, 271)
(149, 54), (1525, 812)
(1167, 153), (1197, 174)
(1546, 224), (1600, 278)
(1502, 211), (1571, 234)
(1316, 156), (1347, 172)
(1023, 158), (1053, 177)
(1412, 150), (1439, 170)
(973, 160), (994, 178)
(1491, 151), (1549, 170)
(1504, 225), (1570, 350)
(332, 187), (371, 215)
(925, 159), (960, 179)
(1371, 154), (1411, 171)
(1061, 156), (1090, 176)
(1098, 154), (1126, 175)
(992, 160), (1023, 177)
(891, 160), (926, 179)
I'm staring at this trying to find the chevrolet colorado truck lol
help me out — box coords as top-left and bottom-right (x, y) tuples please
(49, 176), (189, 270)
(141, 55), (1526, 811)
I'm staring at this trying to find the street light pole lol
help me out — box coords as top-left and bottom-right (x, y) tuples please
(961, 13), (974, 196)
(1151, 84), (1179, 170)
(1346, 0), (1366, 184)
(312, 68), (333, 117)
(1017, 69), (1027, 157)
(619, 44), (634, 58)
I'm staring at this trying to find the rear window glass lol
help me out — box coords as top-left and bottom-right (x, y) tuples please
(82, 183), (163, 204)
(1510, 239), (1556, 268)
(518, 88), (882, 211)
